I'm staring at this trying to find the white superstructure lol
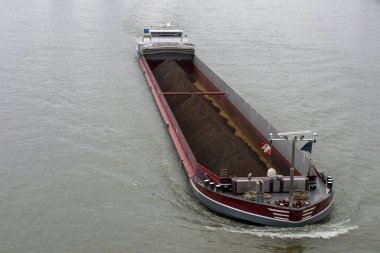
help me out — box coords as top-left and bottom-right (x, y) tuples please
(136, 23), (195, 58)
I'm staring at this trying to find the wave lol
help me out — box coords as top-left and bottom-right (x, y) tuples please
(205, 220), (358, 239)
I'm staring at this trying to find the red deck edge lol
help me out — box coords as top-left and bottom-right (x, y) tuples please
(139, 56), (197, 178)
(162, 91), (226, 96)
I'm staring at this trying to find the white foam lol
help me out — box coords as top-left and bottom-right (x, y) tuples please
(205, 220), (358, 239)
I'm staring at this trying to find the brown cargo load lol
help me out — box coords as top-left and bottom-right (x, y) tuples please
(153, 60), (268, 177)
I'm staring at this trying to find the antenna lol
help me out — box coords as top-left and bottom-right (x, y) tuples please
(269, 131), (318, 206)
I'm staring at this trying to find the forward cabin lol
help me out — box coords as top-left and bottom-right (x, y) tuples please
(137, 24), (334, 226)
(137, 25), (194, 59)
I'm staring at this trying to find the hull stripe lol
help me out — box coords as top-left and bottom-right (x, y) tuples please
(272, 213), (289, 218)
(304, 206), (316, 213)
(303, 211), (314, 217)
(268, 208), (290, 214)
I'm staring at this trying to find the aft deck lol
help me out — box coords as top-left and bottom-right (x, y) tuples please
(197, 175), (331, 209)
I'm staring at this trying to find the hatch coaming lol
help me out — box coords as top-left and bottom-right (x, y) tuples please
(144, 57), (327, 182)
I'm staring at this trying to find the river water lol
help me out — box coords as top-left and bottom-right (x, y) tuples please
(1, 0), (379, 252)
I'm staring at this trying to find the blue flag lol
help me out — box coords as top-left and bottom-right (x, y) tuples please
(301, 141), (313, 153)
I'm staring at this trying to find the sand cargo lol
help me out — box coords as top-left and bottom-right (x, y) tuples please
(136, 24), (334, 226)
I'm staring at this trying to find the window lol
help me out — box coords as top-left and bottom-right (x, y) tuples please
(151, 32), (182, 37)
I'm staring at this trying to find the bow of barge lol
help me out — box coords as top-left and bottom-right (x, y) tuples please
(136, 24), (334, 227)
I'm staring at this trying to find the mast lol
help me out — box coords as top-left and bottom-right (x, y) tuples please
(270, 131), (317, 207)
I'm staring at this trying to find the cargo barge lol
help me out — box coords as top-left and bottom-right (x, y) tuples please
(136, 24), (334, 227)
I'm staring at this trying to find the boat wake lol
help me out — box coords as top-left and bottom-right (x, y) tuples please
(205, 220), (358, 239)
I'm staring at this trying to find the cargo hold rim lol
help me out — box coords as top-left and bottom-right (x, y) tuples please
(140, 53), (325, 184)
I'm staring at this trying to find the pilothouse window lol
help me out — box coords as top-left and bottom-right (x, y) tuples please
(151, 32), (182, 37)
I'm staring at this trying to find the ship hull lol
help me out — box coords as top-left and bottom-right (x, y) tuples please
(138, 54), (333, 227)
